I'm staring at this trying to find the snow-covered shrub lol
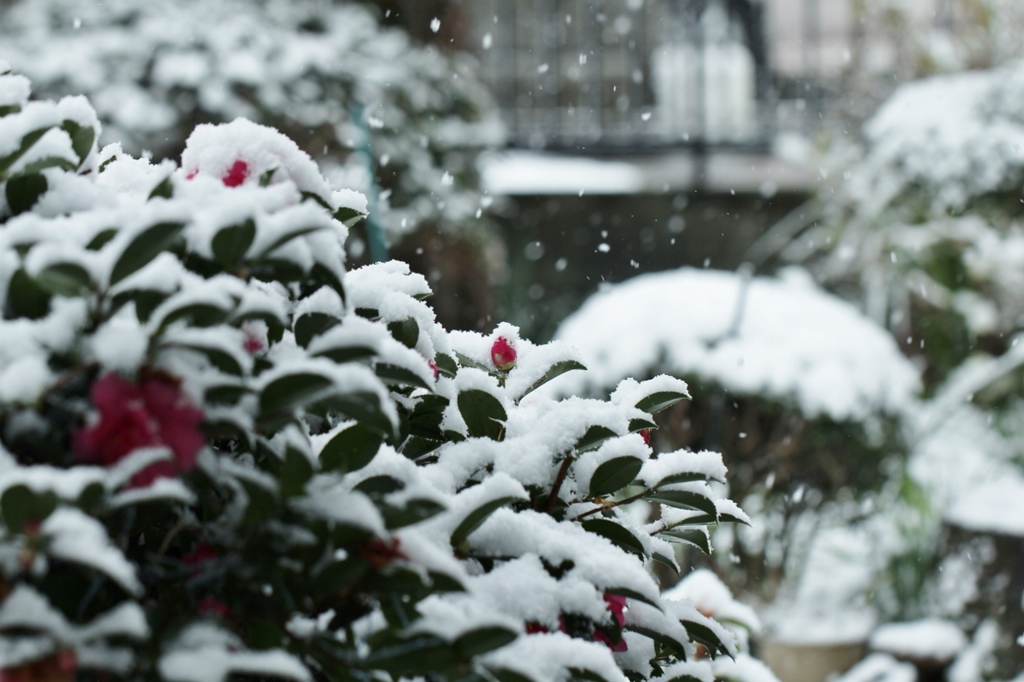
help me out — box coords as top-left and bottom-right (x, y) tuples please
(0, 67), (772, 682)
(549, 267), (920, 603)
(794, 61), (1024, 387)
(0, 0), (506, 330)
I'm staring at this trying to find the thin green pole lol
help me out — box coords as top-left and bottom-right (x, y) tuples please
(349, 102), (389, 263)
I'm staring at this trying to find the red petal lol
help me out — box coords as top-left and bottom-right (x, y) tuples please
(222, 160), (249, 187)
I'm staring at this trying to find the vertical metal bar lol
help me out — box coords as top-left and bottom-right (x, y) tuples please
(545, 0), (561, 144)
(509, 0), (520, 144)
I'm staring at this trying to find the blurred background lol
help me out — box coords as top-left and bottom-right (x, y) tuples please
(4, 0), (1024, 679)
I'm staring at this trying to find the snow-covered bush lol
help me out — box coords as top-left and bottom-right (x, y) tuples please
(795, 61), (1024, 387)
(549, 267), (919, 604)
(786, 58), (1024, 679)
(0, 67), (773, 682)
(0, 0), (506, 330)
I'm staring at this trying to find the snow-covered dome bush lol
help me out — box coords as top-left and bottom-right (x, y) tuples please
(0, 66), (775, 682)
(549, 267), (919, 601)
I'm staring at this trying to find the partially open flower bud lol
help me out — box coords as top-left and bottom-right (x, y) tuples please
(490, 337), (517, 370)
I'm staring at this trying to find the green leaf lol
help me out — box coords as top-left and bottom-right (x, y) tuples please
(259, 167), (277, 187)
(319, 423), (382, 474)
(6, 172), (48, 215)
(313, 558), (369, 597)
(522, 359), (586, 397)
(280, 448), (315, 497)
(155, 301), (230, 330)
(605, 586), (659, 607)
(6, 268), (50, 319)
(635, 390), (689, 415)
(354, 475), (404, 496)
(434, 352), (458, 377)
(203, 383), (249, 405)
(645, 489), (719, 518)
(387, 318), (419, 349)
(661, 527), (711, 555)
(86, 229), (117, 251)
(680, 617), (730, 658)
(651, 547), (679, 574)
(450, 496), (520, 549)
(334, 205), (366, 227)
(581, 519), (647, 560)
(110, 289), (168, 323)
(454, 351), (491, 373)
(34, 261), (93, 297)
(576, 425), (617, 453)
(60, 119), (95, 166)
(651, 471), (714, 487)
(624, 624), (690, 660)
(485, 668), (536, 682)
(363, 636), (459, 676)
(455, 627), (518, 658)
(259, 372), (334, 423)
(587, 456), (643, 498)
(294, 312), (341, 348)
(211, 220), (255, 270)
(628, 417), (657, 433)
(19, 156), (76, 175)
(1, 485), (57, 533)
(0, 127), (47, 178)
(254, 224), (324, 259)
(314, 392), (395, 440)
(376, 363), (430, 389)
(406, 394), (448, 440)
(163, 340), (244, 376)
(311, 344), (375, 364)
(109, 222), (184, 285)
(148, 175), (173, 200)
(457, 389), (507, 440)
(381, 498), (445, 529)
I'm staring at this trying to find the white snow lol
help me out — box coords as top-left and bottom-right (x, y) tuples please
(834, 653), (916, 682)
(551, 267), (920, 422)
(869, 619), (967, 662)
(945, 477), (1024, 536)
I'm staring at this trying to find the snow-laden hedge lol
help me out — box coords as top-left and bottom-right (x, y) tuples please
(0, 66), (775, 682)
(0, 0), (503, 244)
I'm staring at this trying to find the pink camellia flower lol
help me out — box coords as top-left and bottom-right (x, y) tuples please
(490, 337), (517, 370)
(73, 372), (205, 487)
(221, 159), (250, 187)
(198, 597), (233, 619)
(594, 593), (628, 652)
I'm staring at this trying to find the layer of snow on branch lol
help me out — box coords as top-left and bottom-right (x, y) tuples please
(552, 267), (919, 422)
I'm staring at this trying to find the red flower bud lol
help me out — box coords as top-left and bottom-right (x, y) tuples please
(490, 337), (517, 370)
(524, 622), (549, 635)
(222, 160), (249, 187)
(640, 429), (651, 447)
(360, 537), (406, 568)
(428, 360), (439, 381)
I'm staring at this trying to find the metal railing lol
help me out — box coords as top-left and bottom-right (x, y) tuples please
(470, 0), (772, 152)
